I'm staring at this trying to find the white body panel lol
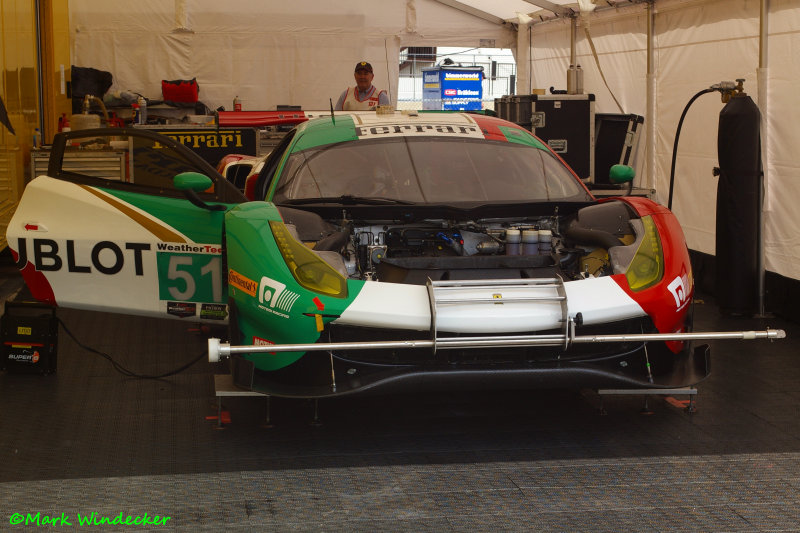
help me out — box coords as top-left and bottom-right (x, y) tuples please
(335, 276), (645, 333)
(7, 177), (226, 322)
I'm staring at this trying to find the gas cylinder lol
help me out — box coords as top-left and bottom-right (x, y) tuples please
(715, 91), (761, 315)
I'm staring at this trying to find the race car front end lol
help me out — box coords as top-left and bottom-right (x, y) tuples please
(218, 195), (714, 398)
(212, 111), (783, 398)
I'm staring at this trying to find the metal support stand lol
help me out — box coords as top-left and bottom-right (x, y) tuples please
(214, 374), (273, 428)
(309, 399), (322, 427)
(263, 396), (273, 428)
(595, 387), (698, 415)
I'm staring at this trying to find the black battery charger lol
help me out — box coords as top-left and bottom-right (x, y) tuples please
(1, 301), (58, 374)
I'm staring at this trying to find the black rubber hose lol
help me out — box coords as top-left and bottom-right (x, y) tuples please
(667, 88), (717, 210)
(313, 230), (350, 252)
(563, 219), (624, 250)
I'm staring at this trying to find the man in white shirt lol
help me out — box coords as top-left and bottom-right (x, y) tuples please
(334, 61), (390, 111)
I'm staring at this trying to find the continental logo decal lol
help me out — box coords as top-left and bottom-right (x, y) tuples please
(228, 269), (257, 296)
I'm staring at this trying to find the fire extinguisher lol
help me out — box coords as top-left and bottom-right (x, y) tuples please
(233, 96), (242, 112)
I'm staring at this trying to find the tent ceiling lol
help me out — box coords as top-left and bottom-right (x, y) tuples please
(453, 0), (639, 23)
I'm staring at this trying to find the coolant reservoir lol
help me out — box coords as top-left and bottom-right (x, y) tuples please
(71, 114), (101, 131)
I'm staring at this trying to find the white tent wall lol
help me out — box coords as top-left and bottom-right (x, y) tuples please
(528, 0), (800, 282)
(68, 0), (514, 112)
(66, 0), (800, 283)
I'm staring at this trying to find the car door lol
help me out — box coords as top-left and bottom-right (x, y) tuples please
(7, 127), (246, 322)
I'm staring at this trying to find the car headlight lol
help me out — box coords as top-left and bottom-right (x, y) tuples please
(625, 215), (664, 292)
(269, 220), (348, 298)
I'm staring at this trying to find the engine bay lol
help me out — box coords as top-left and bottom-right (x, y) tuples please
(278, 200), (641, 286)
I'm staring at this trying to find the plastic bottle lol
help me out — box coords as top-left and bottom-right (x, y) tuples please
(233, 96), (242, 111)
(137, 96), (147, 124)
(32, 128), (41, 149)
(131, 103), (140, 125)
(538, 229), (552, 253)
(505, 228), (521, 255)
(522, 229), (539, 255)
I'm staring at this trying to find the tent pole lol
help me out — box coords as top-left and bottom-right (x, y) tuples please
(516, 14), (533, 96)
(646, 1), (656, 193)
(757, 0), (769, 316)
(570, 17), (577, 67)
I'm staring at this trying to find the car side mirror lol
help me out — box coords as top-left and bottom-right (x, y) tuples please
(174, 172), (213, 192)
(609, 164), (635, 184)
(173, 172), (226, 211)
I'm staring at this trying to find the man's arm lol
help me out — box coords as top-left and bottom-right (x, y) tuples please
(334, 88), (348, 111)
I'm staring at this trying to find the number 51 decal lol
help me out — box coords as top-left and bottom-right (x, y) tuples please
(157, 253), (223, 303)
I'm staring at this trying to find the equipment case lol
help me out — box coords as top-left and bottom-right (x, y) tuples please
(495, 93), (595, 182)
(1, 302), (58, 374)
(593, 113), (644, 186)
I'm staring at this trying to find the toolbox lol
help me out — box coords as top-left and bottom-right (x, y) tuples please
(1, 301), (58, 374)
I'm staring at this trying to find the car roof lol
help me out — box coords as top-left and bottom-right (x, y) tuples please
(291, 111), (549, 152)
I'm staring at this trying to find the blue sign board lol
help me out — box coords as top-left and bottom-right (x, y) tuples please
(422, 67), (484, 111)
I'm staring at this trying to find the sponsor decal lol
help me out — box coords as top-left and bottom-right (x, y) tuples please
(252, 336), (277, 355)
(14, 238), (150, 275)
(6, 350), (40, 364)
(167, 301), (196, 318)
(200, 303), (228, 320)
(355, 124), (483, 138)
(444, 89), (457, 96)
(423, 73), (439, 83)
(153, 130), (245, 150)
(667, 273), (691, 311)
(444, 73), (480, 80)
(229, 269), (257, 297)
(156, 243), (222, 254)
(253, 336), (274, 346)
(257, 276), (299, 318)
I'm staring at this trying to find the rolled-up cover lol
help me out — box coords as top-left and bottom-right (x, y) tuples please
(216, 110), (310, 127)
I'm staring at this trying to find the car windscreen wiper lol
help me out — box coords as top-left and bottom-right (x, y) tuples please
(281, 195), (414, 206)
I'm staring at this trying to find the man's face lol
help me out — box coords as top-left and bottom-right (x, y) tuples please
(354, 69), (374, 91)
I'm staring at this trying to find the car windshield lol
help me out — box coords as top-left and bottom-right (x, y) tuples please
(272, 136), (592, 204)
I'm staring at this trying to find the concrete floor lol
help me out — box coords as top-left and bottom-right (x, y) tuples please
(1, 265), (799, 532)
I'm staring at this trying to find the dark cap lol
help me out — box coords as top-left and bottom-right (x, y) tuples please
(354, 61), (373, 73)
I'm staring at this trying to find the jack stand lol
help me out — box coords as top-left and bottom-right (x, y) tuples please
(640, 396), (654, 415)
(309, 399), (322, 427)
(214, 374), (274, 429)
(262, 396), (274, 429)
(685, 395), (697, 414)
(594, 387), (698, 415)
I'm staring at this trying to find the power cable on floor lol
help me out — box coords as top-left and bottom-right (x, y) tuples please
(56, 316), (207, 379)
